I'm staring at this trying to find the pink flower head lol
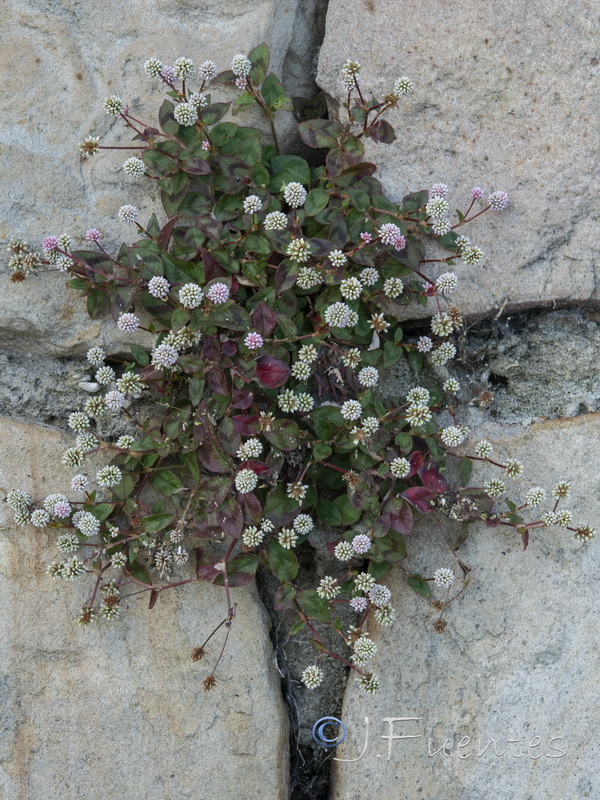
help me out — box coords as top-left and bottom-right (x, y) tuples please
(235, 76), (247, 90)
(160, 65), (176, 83)
(42, 236), (59, 254)
(244, 331), (264, 350)
(352, 533), (371, 555)
(378, 223), (403, 246)
(393, 234), (406, 250)
(201, 141), (210, 151)
(488, 191), (509, 211)
(350, 596), (369, 612)
(430, 182), (448, 198)
(471, 186), (485, 199)
(53, 500), (72, 518)
(117, 312), (140, 333)
(206, 282), (230, 304)
(85, 228), (102, 243)
(360, 232), (372, 244)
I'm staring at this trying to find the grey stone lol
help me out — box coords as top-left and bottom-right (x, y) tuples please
(330, 413), (600, 799)
(317, 0), (600, 319)
(0, 417), (289, 799)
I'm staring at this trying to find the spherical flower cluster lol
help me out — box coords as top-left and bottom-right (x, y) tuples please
(61, 448), (85, 468)
(361, 417), (379, 436)
(341, 400), (362, 421)
(471, 187), (485, 199)
(264, 211), (288, 230)
(574, 525), (595, 543)
(417, 336), (433, 353)
(555, 510), (573, 527)
(432, 341), (458, 365)
(244, 331), (264, 350)
(431, 219), (450, 236)
(350, 596), (368, 612)
(188, 92), (208, 110)
(484, 479), (506, 497)
(552, 481), (571, 499)
(71, 474), (89, 492)
(116, 435), (134, 449)
(96, 465), (122, 488)
(287, 237), (311, 262)
(296, 267), (321, 289)
(68, 412), (90, 433)
(369, 583), (392, 607)
(85, 228), (102, 244)
(30, 509), (50, 527)
(334, 541), (354, 561)
(359, 267), (379, 286)
(279, 528), (298, 549)
(117, 312), (140, 333)
(352, 534), (371, 555)
(383, 277), (404, 298)
(291, 361), (311, 380)
(42, 493), (67, 514)
(407, 387), (429, 405)
(204, 282), (229, 304)
(378, 223), (403, 247)
(173, 56), (195, 80)
(242, 526), (264, 547)
(324, 302), (353, 328)
(488, 191), (509, 211)
(405, 404), (432, 427)
(278, 389), (300, 413)
(440, 426), (467, 447)
(293, 514), (313, 534)
(148, 276), (170, 300)
(443, 378), (460, 393)
(431, 312), (454, 337)
(462, 245), (484, 266)
(317, 576), (339, 600)
(296, 393), (315, 413)
(475, 440), (493, 458)
(174, 102), (198, 126)
(430, 182), (448, 198)
(243, 195), (262, 214)
(144, 58), (163, 78)
(235, 469), (258, 494)
(151, 344), (179, 369)
(374, 605), (396, 626)
(301, 665), (324, 689)
(117, 373), (143, 395)
(393, 76), (413, 95)
(231, 54), (252, 77)
(179, 283), (204, 309)
(199, 60), (218, 81)
(96, 365), (115, 385)
(340, 277), (362, 300)
(357, 672), (381, 694)
(504, 458), (524, 478)
(118, 205), (138, 224)
(111, 552), (128, 569)
(433, 567), (455, 588)
(526, 487), (546, 506)
(282, 181), (307, 208)
(105, 390), (127, 410)
(390, 457), (410, 478)
(103, 95), (125, 116)
(122, 157), (145, 177)
(353, 636), (377, 665)
(358, 366), (379, 387)
(60, 557), (87, 580)
(87, 346), (105, 367)
(426, 197), (449, 219)
(329, 249), (347, 268)
(237, 438), (263, 460)
(42, 236), (59, 254)
(436, 272), (458, 294)
(57, 533), (79, 553)
(73, 510), (100, 537)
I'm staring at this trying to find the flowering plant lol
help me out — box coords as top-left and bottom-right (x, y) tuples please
(5, 45), (593, 694)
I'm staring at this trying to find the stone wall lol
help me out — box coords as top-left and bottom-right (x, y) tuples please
(2, 1), (599, 798)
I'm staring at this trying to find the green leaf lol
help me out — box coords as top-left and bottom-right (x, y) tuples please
(334, 494), (362, 525)
(141, 513), (174, 533)
(232, 91), (256, 116)
(298, 118), (342, 149)
(262, 73), (288, 111)
(189, 376), (205, 406)
(66, 277), (90, 291)
(289, 620), (306, 636)
(88, 503), (114, 522)
(312, 442), (332, 462)
(406, 574), (431, 598)
(86, 289), (108, 319)
(460, 458), (474, 487)
(315, 498), (343, 526)
(151, 469), (183, 495)
(268, 538), (299, 582)
(127, 561), (153, 585)
(407, 350), (423, 376)
(383, 340), (403, 367)
(301, 589), (330, 623)
(201, 102), (230, 126)
(210, 122), (237, 147)
(248, 42), (270, 85)
(304, 188), (329, 216)
(269, 154), (310, 190)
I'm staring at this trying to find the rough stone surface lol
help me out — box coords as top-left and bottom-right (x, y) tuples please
(0, 417), (289, 800)
(1, 0), (326, 355)
(330, 413), (600, 799)
(317, 0), (600, 318)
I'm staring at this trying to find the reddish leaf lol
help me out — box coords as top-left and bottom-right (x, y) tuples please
(196, 563), (220, 581)
(158, 217), (177, 249)
(207, 366), (229, 395)
(239, 491), (262, 525)
(274, 583), (297, 610)
(215, 497), (244, 538)
(214, 554), (259, 588)
(148, 589), (160, 609)
(232, 389), (253, 409)
(255, 354), (291, 388)
(378, 497), (414, 535)
(198, 439), (231, 473)
(252, 302), (278, 336)
(521, 530), (529, 551)
(368, 119), (397, 144)
(231, 414), (260, 435)
(203, 336), (221, 361)
(402, 486), (434, 513)
(420, 467), (447, 493)
(222, 340), (238, 357)
(409, 450), (424, 475)
(239, 459), (271, 476)
(201, 247), (226, 281)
